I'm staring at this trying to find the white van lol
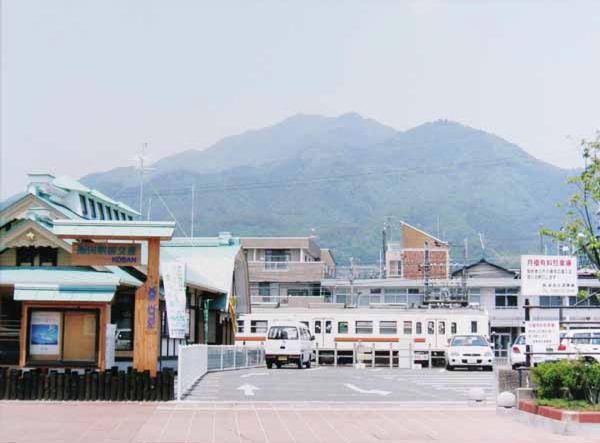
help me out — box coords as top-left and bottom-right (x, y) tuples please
(265, 321), (314, 369)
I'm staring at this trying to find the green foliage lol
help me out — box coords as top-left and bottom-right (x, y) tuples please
(532, 360), (600, 405)
(541, 135), (600, 275)
(536, 398), (600, 411)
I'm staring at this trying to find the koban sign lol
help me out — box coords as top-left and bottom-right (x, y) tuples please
(71, 241), (141, 265)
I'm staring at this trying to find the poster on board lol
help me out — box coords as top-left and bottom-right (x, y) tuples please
(161, 261), (188, 339)
(521, 255), (578, 296)
(30, 311), (61, 356)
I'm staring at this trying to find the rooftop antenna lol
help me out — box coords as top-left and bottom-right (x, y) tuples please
(134, 143), (154, 218)
(478, 232), (485, 258)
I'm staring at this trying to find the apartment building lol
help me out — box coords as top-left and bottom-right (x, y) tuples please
(240, 237), (336, 305)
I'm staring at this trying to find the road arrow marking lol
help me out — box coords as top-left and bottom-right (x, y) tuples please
(344, 383), (391, 396)
(237, 384), (260, 396)
(241, 373), (269, 378)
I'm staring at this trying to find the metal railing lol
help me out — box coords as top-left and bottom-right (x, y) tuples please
(177, 344), (264, 400)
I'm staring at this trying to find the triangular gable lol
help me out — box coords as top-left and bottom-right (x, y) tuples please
(0, 193), (72, 225)
(452, 258), (516, 278)
(0, 219), (71, 252)
(401, 221), (447, 248)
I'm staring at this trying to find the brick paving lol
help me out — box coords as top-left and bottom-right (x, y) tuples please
(0, 401), (597, 443)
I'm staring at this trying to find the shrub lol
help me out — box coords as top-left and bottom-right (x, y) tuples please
(532, 360), (600, 405)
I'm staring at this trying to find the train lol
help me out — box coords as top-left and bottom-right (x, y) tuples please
(235, 305), (489, 367)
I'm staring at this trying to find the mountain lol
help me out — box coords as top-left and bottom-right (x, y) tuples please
(82, 114), (575, 265)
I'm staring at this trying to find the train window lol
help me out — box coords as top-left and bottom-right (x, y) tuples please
(251, 320), (268, 333)
(451, 322), (457, 334)
(338, 321), (348, 334)
(356, 321), (373, 334)
(471, 321), (478, 334)
(403, 321), (412, 335)
(380, 321), (397, 335)
(438, 321), (446, 335)
(416, 322), (422, 334)
(315, 320), (322, 334)
(427, 321), (434, 335)
(237, 320), (245, 333)
(325, 320), (332, 334)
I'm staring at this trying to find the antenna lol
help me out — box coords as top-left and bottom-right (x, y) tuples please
(190, 184), (195, 238)
(478, 232), (485, 252)
(135, 143), (154, 218)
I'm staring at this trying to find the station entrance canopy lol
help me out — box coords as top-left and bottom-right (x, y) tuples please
(53, 220), (175, 375)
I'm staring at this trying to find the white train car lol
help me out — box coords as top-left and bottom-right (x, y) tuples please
(235, 306), (489, 366)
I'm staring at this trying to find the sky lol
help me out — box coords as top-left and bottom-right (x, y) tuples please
(2, 0), (599, 198)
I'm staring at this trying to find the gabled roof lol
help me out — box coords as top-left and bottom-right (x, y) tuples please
(451, 257), (516, 278)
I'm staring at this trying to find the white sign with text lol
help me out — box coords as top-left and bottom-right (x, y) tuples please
(521, 255), (577, 296)
(525, 321), (560, 348)
(161, 261), (188, 339)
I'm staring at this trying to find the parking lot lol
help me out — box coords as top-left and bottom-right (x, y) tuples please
(184, 366), (495, 402)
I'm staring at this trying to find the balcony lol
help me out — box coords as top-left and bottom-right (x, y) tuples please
(248, 261), (329, 283)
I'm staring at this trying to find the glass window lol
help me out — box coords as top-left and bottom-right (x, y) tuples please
(300, 321), (310, 328)
(427, 321), (434, 335)
(356, 321), (373, 334)
(450, 335), (487, 347)
(540, 296), (562, 307)
(237, 320), (244, 333)
(250, 320), (268, 333)
(113, 209), (120, 220)
(514, 335), (525, 345)
(325, 320), (332, 334)
(97, 204), (105, 220)
(438, 321), (446, 335)
(469, 288), (481, 305)
(416, 322), (422, 334)
(127, 216), (133, 221)
(471, 321), (478, 333)
(89, 199), (97, 218)
(379, 321), (397, 335)
(495, 288), (519, 308)
(268, 326), (298, 340)
(315, 320), (322, 334)
(79, 195), (88, 216)
(121, 212), (126, 220)
(451, 322), (457, 335)
(106, 206), (113, 220)
(403, 321), (412, 335)
(338, 321), (348, 334)
(572, 333), (589, 345)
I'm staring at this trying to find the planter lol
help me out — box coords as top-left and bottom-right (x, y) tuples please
(519, 400), (600, 423)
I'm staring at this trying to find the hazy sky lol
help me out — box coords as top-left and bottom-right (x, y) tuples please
(2, 0), (599, 198)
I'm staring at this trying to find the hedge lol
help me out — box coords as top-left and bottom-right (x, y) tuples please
(532, 360), (600, 405)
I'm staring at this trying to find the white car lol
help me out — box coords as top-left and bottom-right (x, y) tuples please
(265, 321), (314, 369)
(446, 334), (494, 371)
(560, 329), (600, 363)
(510, 333), (567, 369)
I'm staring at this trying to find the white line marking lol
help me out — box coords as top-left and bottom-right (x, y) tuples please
(240, 372), (269, 378)
(344, 383), (391, 396)
(237, 383), (259, 396)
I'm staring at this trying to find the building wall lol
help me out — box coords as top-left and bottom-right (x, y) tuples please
(401, 250), (448, 279)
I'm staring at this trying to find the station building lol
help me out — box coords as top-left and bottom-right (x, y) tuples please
(0, 174), (250, 370)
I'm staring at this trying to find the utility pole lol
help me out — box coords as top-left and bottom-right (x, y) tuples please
(423, 241), (430, 300)
(349, 257), (355, 306)
(462, 238), (468, 302)
(147, 197), (152, 221)
(138, 143), (147, 216)
(190, 184), (195, 238)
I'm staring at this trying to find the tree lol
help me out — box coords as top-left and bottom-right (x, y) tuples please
(541, 135), (600, 277)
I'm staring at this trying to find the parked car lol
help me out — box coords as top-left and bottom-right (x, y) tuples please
(559, 329), (600, 363)
(115, 328), (132, 350)
(446, 334), (494, 371)
(265, 321), (313, 369)
(510, 333), (567, 369)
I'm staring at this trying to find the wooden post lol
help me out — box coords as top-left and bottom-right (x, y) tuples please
(133, 238), (161, 375)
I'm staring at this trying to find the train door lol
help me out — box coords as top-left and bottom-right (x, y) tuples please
(426, 319), (448, 348)
(313, 318), (334, 349)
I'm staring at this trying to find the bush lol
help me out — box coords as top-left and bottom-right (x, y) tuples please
(532, 360), (600, 405)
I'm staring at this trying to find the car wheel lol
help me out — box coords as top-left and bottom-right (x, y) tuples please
(267, 361), (273, 369)
(297, 356), (303, 369)
(446, 364), (454, 371)
(305, 358), (311, 368)
(275, 362), (282, 369)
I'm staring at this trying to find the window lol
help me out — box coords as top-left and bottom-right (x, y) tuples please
(403, 321), (412, 335)
(495, 288), (519, 308)
(79, 195), (88, 216)
(380, 321), (397, 335)
(427, 321), (434, 335)
(106, 206), (113, 220)
(338, 321), (348, 334)
(27, 309), (99, 365)
(300, 321), (310, 328)
(540, 296), (562, 307)
(258, 282), (271, 299)
(438, 321), (446, 335)
(39, 247), (58, 266)
(389, 260), (402, 277)
(16, 247), (57, 267)
(471, 321), (478, 334)
(325, 320), (332, 334)
(451, 322), (457, 335)
(121, 212), (126, 220)
(355, 321), (373, 334)
(370, 288), (381, 295)
(89, 199), (97, 218)
(416, 322), (422, 334)
(250, 320), (268, 333)
(113, 209), (120, 220)
(127, 216), (133, 221)
(16, 246), (35, 266)
(469, 288), (481, 305)
(568, 296), (578, 306)
(237, 320), (245, 333)
(98, 204), (105, 220)
(314, 320), (322, 334)
(268, 326), (298, 340)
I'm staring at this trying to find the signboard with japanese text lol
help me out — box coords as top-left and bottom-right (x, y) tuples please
(525, 321), (560, 348)
(71, 241), (141, 266)
(161, 261), (188, 339)
(521, 255), (577, 296)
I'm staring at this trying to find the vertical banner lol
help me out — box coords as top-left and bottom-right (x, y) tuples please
(30, 311), (61, 356)
(521, 255), (578, 296)
(161, 261), (188, 339)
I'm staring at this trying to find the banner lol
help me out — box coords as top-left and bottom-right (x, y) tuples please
(525, 321), (560, 347)
(30, 311), (61, 356)
(521, 255), (578, 296)
(161, 261), (188, 339)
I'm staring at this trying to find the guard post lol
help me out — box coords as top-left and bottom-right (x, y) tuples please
(524, 298), (531, 368)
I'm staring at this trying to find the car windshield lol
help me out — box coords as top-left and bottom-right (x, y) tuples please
(268, 326), (298, 340)
(451, 335), (487, 347)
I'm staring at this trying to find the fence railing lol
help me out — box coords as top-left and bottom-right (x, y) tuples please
(177, 345), (264, 400)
